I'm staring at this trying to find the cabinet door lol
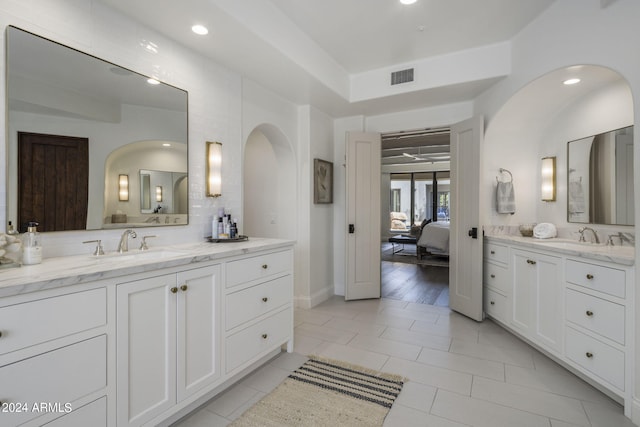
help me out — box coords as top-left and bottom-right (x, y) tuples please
(176, 265), (221, 401)
(511, 251), (534, 333)
(511, 249), (562, 352)
(117, 274), (177, 427)
(533, 254), (562, 352)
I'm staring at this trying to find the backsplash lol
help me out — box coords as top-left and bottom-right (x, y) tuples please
(484, 225), (635, 247)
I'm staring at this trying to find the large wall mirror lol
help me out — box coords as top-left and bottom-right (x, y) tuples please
(567, 125), (633, 225)
(6, 26), (189, 232)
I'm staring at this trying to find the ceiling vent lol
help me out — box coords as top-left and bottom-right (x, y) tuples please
(391, 68), (414, 85)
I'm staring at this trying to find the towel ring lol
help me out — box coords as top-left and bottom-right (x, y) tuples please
(496, 168), (513, 183)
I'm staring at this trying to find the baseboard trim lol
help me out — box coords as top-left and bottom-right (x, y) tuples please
(631, 397), (640, 425)
(295, 286), (334, 309)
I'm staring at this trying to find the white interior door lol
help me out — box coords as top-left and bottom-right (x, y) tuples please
(449, 116), (484, 321)
(346, 131), (381, 300)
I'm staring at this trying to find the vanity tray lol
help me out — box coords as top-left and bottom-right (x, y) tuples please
(206, 235), (249, 243)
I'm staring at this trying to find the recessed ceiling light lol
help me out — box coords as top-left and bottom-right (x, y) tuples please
(147, 78), (160, 85)
(400, 0), (417, 4)
(563, 78), (581, 85)
(192, 24), (209, 35)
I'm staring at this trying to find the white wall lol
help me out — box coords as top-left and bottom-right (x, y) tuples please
(243, 130), (279, 238)
(0, 0), (251, 257)
(307, 107), (335, 307)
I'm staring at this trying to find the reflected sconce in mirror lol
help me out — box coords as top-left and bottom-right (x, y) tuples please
(156, 186), (163, 202)
(206, 141), (222, 197)
(119, 174), (129, 201)
(541, 157), (556, 201)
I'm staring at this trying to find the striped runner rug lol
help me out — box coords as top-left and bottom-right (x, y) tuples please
(230, 356), (405, 426)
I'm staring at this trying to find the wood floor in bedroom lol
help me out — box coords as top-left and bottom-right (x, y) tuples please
(381, 243), (449, 306)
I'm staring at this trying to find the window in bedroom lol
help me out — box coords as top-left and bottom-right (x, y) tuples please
(390, 171), (450, 229)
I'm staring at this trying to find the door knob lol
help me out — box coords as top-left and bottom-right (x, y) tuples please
(468, 227), (478, 239)
(170, 287), (178, 294)
(349, 224), (355, 234)
(180, 285), (188, 292)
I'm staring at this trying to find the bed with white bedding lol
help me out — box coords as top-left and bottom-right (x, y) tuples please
(417, 221), (450, 257)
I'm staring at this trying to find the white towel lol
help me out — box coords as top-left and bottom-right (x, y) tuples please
(533, 223), (557, 239)
(568, 180), (585, 213)
(496, 181), (516, 214)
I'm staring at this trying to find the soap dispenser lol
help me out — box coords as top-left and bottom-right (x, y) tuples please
(22, 221), (42, 265)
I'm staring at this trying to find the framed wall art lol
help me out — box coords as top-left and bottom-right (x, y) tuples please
(313, 158), (333, 204)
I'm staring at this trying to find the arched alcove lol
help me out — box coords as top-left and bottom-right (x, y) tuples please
(483, 65), (633, 228)
(243, 124), (296, 240)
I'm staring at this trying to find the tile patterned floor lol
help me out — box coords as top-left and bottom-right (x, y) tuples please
(174, 297), (634, 427)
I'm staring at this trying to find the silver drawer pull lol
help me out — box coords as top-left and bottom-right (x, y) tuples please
(490, 274), (495, 278)
(586, 310), (594, 317)
(585, 352), (594, 359)
(586, 274), (594, 280)
(262, 297), (268, 302)
(261, 334), (268, 339)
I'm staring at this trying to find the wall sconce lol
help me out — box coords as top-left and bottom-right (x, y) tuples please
(156, 186), (163, 202)
(118, 174), (129, 201)
(206, 141), (222, 197)
(541, 156), (556, 201)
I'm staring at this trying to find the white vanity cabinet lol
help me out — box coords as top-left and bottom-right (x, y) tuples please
(0, 286), (110, 427)
(511, 249), (562, 353)
(116, 264), (221, 427)
(564, 259), (630, 394)
(224, 249), (294, 375)
(483, 237), (634, 417)
(0, 238), (294, 427)
(483, 242), (510, 323)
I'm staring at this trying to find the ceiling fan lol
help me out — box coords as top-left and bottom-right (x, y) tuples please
(402, 152), (429, 161)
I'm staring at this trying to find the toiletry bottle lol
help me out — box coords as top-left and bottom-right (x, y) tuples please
(7, 221), (18, 235)
(218, 217), (226, 239)
(212, 215), (219, 239)
(22, 221), (42, 265)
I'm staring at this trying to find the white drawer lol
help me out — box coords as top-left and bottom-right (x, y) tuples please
(484, 242), (508, 265)
(226, 308), (291, 373)
(0, 288), (107, 356)
(484, 287), (507, 323)
(565, 259), (625, 298)
(0, 335), (107, 426)
(44, 397), (106, 427)
(226, 275), (292, 330)
(483, 262), (509, 293)
(226, 250), (292, 288)
(566, 288), (625, 345)
(565, 327), (624, 390)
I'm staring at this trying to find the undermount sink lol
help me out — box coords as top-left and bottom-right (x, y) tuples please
(92, 249), (189, 262)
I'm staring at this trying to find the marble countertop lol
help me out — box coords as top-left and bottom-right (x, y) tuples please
(0, 238), (294, 299)
(485, 234), (635, 266)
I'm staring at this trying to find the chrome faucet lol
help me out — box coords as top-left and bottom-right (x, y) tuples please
(117, 229), (137, 253)
(578, 227), (599, 244)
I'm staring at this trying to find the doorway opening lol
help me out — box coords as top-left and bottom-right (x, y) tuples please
(381, 129), (451, 306)
(243, 124), (296, 241)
